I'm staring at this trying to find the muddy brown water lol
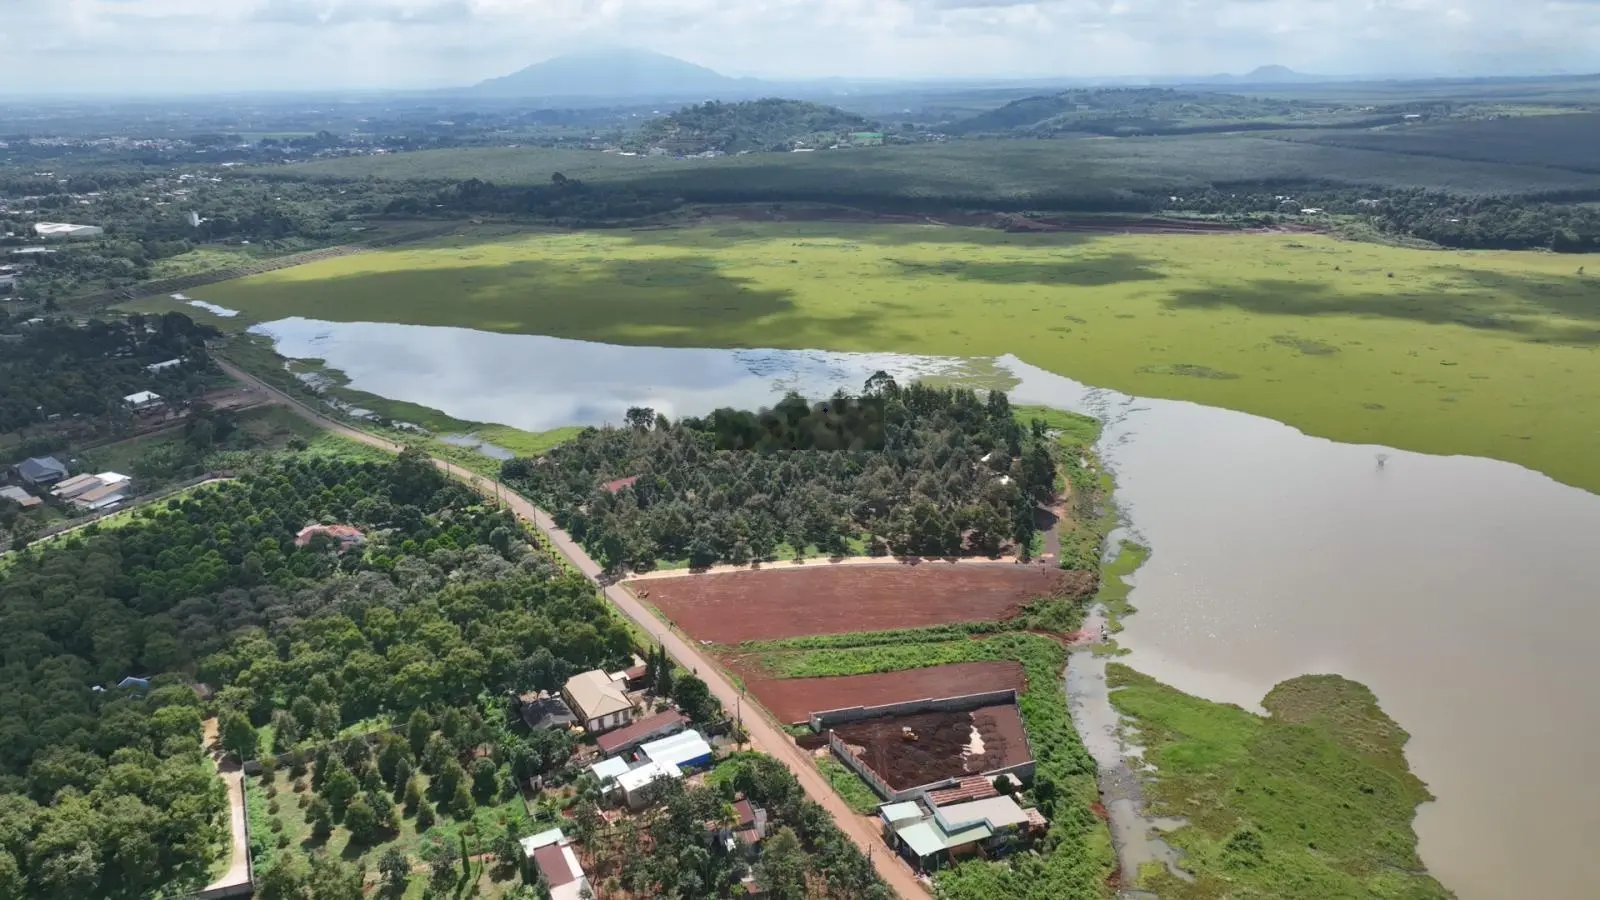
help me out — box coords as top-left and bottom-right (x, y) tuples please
(253, 318), (1600, 899)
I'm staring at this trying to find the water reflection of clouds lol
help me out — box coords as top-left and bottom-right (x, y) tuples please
(250, 318), (984, 432)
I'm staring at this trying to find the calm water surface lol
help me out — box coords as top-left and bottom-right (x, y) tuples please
(254, 317), (1600, 899)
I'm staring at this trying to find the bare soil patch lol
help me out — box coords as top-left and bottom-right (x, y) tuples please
(830, 702), (1033, 792)
(736, 661), (1025, 725)
(631, 563), (1085, 644)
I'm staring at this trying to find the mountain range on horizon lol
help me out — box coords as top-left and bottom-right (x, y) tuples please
(466, 48), (1592, 101)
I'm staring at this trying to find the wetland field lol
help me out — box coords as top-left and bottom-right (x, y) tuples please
(143, 221), (1600, 494)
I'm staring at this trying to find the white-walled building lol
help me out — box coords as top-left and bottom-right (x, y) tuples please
(33, 223), (104, 240)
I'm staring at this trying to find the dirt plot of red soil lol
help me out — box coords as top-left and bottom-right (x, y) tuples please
(832, 703), (1033, 792)
(632, 564), (1083, 644)
(735, 661), (1025, 725)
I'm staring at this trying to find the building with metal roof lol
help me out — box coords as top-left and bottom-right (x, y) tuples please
(15, 456), (68, 487)
(882, 792), (1045, 873)
(615, 760), (682, 810)
(639, 729), (713, 771)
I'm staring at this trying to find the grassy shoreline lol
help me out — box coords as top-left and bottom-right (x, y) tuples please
(1106, 666), (1451, 899)
(163, 221), (1600, 495)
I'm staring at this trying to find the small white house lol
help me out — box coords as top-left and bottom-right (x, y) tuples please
(616, 760), (683, 810)
(145, 359), (183, 373)
(33, 223), (104, 240)
(123, 391), (163, 411)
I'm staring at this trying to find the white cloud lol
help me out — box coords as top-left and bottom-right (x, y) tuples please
(0, 0), (1595, 93)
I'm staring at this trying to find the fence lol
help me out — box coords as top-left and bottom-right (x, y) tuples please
(827, 730), (901, 800)
(808, 689), (1020, 732)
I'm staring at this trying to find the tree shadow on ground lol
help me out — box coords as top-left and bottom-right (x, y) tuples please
(216, 254), (896, 346)
(604, 217), (1106, 250)
(887, 253), (1166, 287)
(1164, 268), (1600, 345)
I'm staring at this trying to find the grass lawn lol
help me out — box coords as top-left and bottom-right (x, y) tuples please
(184, 223), (1600, 494)
(1105, 665), (1451, 899)
(815, 756), (884, 815)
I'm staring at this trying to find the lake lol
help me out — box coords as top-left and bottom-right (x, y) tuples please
(253, 316), (1600, 898)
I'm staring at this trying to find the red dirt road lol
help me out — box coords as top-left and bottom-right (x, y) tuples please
(213, 358), (929, 899)
(734, 661), (1026, 725)
(632, 564), (1083, 643)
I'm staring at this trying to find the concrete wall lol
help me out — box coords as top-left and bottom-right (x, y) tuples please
(819, 689), (1037, 804)
(827, 730), (902, 801)
(809, 689), (1020, 731)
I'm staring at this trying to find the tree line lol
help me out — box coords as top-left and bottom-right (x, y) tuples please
(503, 379), (1058, 573)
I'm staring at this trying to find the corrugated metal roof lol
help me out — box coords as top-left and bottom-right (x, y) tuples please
(596, 709), (686, 755)
(640, 729), (712, 768)
(935, 795), (1030, 832)
(616, 760), (682, 793)
(590, 757), (631, 784)
(880, 801), (924, 824)
(895, 821), (947, 858)
(518, 827), (565, 857)
(926, 776), (998, 807)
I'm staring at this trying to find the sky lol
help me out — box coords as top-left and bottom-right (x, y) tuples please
(2, 0), (1598, 94)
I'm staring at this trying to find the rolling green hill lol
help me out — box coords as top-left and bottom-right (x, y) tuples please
(944, 87), (1384, 136)
(633, 98), (883, 154)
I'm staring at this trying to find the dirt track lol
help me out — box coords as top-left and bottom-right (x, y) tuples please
(201, 717), (250, 893)
(633, 564), (1088, 644)
(211, 357), (931, 899)
(730, 661), (1027, 725)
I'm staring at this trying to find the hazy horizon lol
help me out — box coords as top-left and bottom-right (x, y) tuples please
(2, 0), (1597, 96)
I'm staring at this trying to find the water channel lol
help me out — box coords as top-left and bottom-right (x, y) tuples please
(253, 316), (1600, 899)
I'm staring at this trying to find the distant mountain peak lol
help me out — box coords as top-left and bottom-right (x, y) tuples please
(473, 48), (742, 99)
(1238, 64), (1326, 84)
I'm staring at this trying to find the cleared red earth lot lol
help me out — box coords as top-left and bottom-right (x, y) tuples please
(629, 563), (1085, 643)
(733, 661), (1026, 725)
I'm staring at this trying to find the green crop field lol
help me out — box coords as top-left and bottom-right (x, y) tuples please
(182, 222), (1600, 494)
(278, 135), (1600, 198)
(1288, 112), (1600, 174)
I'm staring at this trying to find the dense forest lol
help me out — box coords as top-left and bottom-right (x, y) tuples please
(0, 313), (218, 457)
(0, 449), (636, 897)
(503, 380), (1058, 572)
(632, 99), (882, 154)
